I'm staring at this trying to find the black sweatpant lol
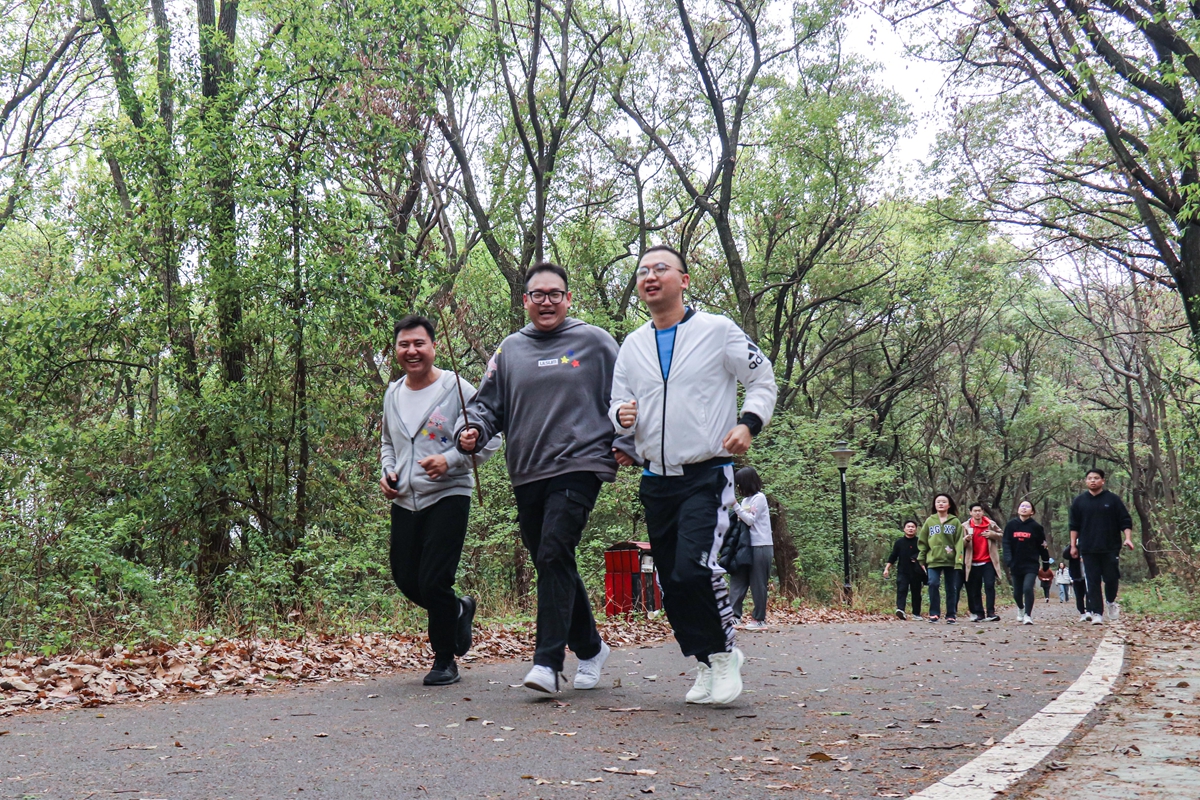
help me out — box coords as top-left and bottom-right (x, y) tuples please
(639, 462), (736, 660)
(1081, 551), (1120, 615)
(965, 561), (997, 618)
(513, 472), (604, 673)
(1074, 580), (1086, 613)
(896, 570), (923, 616)
(389, 495), (472, 659)
(1012, 569), (1037, 616)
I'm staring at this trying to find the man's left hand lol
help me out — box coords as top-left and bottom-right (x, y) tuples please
(722, 424), (752, 455)
(613, 447), (636, 467)
(1124, 537), (1135, 550)
(418, 454), (449, 479)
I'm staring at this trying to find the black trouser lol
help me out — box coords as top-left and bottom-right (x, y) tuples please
(389, 496), (471, 659)
(895, 570), (923, 616)
(513, 472), (604, 673)
(1074, 580), (1086, 613)
(1081, 551), (1120, 615)
(1041, 580), (1052, 600)
(640, 462), (736, 660)
(965, 561), (997, 618)
(1012, 569), (1037, 615)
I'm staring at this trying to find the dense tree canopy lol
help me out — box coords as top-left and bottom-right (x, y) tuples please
(1, 0), (1197, 649)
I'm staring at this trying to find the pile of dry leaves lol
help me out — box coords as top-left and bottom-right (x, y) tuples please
(0, 605), (887, 715)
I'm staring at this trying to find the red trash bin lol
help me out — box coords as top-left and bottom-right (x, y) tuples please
(604, 541), (662, 618)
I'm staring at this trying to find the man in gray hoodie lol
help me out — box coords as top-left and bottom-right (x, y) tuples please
(381, 315), (499, 686)
(457, 263), (633, 694)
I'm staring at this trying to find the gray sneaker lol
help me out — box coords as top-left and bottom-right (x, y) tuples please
(573, 641), (610, 690)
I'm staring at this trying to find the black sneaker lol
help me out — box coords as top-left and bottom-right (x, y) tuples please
(986, 614), (1001, 622)
(895, 609), (907, 620)
(455, 596), (476, 657)
(946, 617), (957, 624)
(424, 658), (460, 686)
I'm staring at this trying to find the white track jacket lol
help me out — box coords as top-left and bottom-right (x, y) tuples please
(609, 309), (778, 476)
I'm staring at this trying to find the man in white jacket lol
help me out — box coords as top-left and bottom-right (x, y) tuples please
(609, 245), (777, 705)
(381, 315), (500, 686)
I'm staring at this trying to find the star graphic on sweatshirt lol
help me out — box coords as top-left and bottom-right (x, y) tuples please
(561, 355), (569, 363)
(571, 360), (580, 368)
(440, 436), (448, 444)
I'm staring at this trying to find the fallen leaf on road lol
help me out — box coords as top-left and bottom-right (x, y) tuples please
(766, 784), (798, 789)
(313, 733), (328, 738)
(983, 738), (995, 746)
(501, 726), (514, 731)
(549, 731), (576, 736)
(917, 718), (942, 724)
(414, 724), (429, 728)
(807, 752), (833, 762)
(1043, 669), (1059, 674)
(640, 787), (655, 794)
(1047, 761), (1068, 771)
(635, 769), (657, 775)
(584, 778), (603, 782)
(900, 764), (923, 770)
(972, 704), (988, 710)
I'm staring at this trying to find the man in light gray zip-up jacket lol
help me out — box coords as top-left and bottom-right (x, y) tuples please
(381, 315), (499, 687)
(610, 244), (777, 707)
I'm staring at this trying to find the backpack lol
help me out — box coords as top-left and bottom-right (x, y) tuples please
(719, 512), (754, 572)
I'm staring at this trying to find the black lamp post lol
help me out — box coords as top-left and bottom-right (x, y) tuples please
(831, 440), (855, 605)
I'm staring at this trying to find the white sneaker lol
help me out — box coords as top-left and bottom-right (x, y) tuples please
(522, 665), (562, 693)
(709, 647), (745, 705)
(1079, 612), (1092, 623)
(970, 614), (983, 622)
(895, 609), (907, 620)
(573, 641), (610, 690)
(743, 620), (769, 630)
(1016, 608), (1025, 622)
(685, 662), (713, 704)
(1106, 601), (1120, 620)
(1091, 614), (1104, 626)
(1022, 615), (1033, 625)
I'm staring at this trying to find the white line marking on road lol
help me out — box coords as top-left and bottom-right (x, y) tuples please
(910, 631), (1125, 800)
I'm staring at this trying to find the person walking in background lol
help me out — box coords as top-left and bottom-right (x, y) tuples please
(610, 244), (778, 706)
(381, 315), (501, 686)
(963, 502), (1003, 622)
(728, 467), (773, 630)
(884, 520), (924, 620)
(456, 262), (630, 694)
(1003, 500), (1050, 625)
(917, 494), (964, 624)
(1038, 562), (1055, 602)
(1069, 468), (1135, 626)
(1055, 563), (1072, 603)
(1062, 546), (1087, 620)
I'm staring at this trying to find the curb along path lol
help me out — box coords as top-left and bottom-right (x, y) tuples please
(913, 629), (1125, 800)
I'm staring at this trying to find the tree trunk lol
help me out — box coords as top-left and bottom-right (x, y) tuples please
(768, 496), (801, 598)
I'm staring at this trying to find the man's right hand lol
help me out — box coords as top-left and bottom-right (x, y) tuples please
(458, 427), (479, 452)
(617, 399), (637, 428)
(883, 564), (890, 578)
(380, 472), (399, 500)
(1070, 542), (1078, 559)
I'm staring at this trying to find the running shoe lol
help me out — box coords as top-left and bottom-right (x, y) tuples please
(969, 615), (983, 622)
(573, 641), (610, 690)
(895, 609), (907, 620)
(708, 648), (745, 705)
(685, 662), (713, 704)
(946, 617), (957, 624)
(1079, 612), (1092, 623)
(986, 614), (1001, 622)
(928, 615), (939, 623)
(1022, 615), (1033, 625)
(423, 658), (460, 686)
(522, 665), (562, 693)
(454, 596), (476, 657)
(1106, 601), (1120, 620)
(1091, 614), (1104, 626)
(743, 620), (769, 630)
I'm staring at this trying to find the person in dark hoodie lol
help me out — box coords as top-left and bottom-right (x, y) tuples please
(457, 262), (633, 694)
(1002, 500), (1050, 625)
(1068, 468), (1134, 626)
(884, 520), (924, 620)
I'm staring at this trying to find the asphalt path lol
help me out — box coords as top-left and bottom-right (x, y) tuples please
(2, 601), (1102, 799)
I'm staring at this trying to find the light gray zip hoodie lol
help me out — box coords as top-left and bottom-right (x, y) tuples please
(380, 370), (500, 511)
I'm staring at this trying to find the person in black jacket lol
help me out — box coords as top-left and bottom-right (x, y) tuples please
(1002, 501), (1050, 626)
(1068, 469), (1134, 626)
(1062, 546), (1086, 620)
(884, 520), (924, 620)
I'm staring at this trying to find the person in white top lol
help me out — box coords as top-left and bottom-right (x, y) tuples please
(729, 466), (773, 630)
(1055, 564), (1073, 603)
(610, 244), (778, 707)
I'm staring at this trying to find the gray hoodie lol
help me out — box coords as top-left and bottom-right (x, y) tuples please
(456, 318), (628, 485)
(381, 370), (500, 511)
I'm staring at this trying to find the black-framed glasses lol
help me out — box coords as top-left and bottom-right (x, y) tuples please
(526, 289), (567, 304)
(635, 262), (684, 279)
